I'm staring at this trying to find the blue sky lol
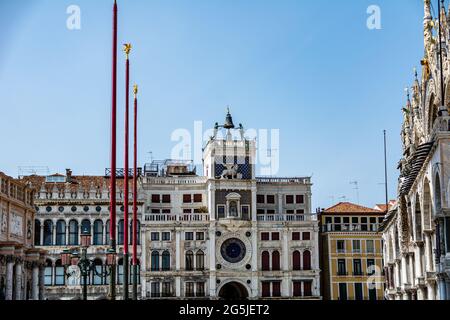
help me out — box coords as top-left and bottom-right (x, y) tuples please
(0, 0), (427, 209)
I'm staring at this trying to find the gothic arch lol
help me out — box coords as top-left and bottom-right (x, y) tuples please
(424, 81), (437, 134)
(434, 172), (442, 213)
(414, 194), (423, 241)
(423, 179), (432, 231)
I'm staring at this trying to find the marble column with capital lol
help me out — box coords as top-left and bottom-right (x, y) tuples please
(5, 256), (15, 300)
(14, 260), (23, 300)
(38, 264), (45, 300)
(31, 263), (39, 300)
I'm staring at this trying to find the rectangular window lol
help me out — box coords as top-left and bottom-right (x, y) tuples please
(196, 232), (205, 241)
(302, 232), (311, 241)
(303, 281), (312, 297)
(218, 205), (226, 219)
(185, 282), (195, 297)
(151, 232), (160, 241)
(355, 283), (363, 300)
(55, 266), (65, 286)
(366, 240), (375, 253)
(151, 194), (160, 203)
(367, 259), (375, 276)
(337, 240), (345, 253)
(183, 209), (192, 214)
(151, 209), (161, 214)
(151, 282), (160, 297)
(44, 267), (52, 286)
(261, 282), (271, 297)
(193, 194), (202, 203)
(334, 217), (342, 231)
(185, 232), (194, 241)
(183, 194), (192, 203)
(287, 210), (295, 214)
(261, 232), (270, 241)
(339, 283), (347, 301)
(267, 209), (275, 214)
(296, 195), (304, 204)
(196, 282), (205, 297)
(266, 195), (275, 204)
(337, 259), (346, 275)
(257, 209), (265, 214)
(162, 209), (171, 214)
(257, 195), (265, 204)
(292, 232), (301, 241)
(352, 240), (361, 253)
(272, 282), (281, 297)
(162, 194), (171, 203)
(162, 232), (171, 241)
(361, 217), (368, 231)
(296, 209), (305, 214)
(162, 282), (172, 297)
(271, 232), (280, 241)
(286, 195), (294, 204)
(353, 259), (363, 276)
(293, 281), (302, 297)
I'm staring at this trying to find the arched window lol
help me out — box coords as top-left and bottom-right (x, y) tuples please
(162, 251), (170, 271)
(93, 220), (103, 245)
(68, 220), (79, 245)
(43, 220), (53, 246)
(185, 251), (194, 271)
(272, 251), (280, 271)
(261, 251), (270, 271)
(151, 251), (160, 271)
(44, 260), (53, 286)
(129, 220), (141, 245)
(56, 220), (66, 245)
(117, 258), (124, 285)
(423, 180), (432, 230)
(34, 220), (41, 246)
(81, 219), (91, 235)
(105, 220), (110, 246)
(293, 251), (301, 271)
(55, 260), (65, 286)
(303, 250), (311, 270)
(92, 259), (103, 285)
(196, 250), (205, 271)
(118, 219), (124, 245)
(435, 173), (442, 211)
(414, 195), (422, 241)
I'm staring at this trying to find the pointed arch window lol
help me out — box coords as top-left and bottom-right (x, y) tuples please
(261, 251), (270, 271)
(272, 251), (280, 271)
(162, 251), (170, 271)
(293, 250), (301, 270)
(196, 250), (205, 271)
(185, 251), (194, 271)
(303, 250), (311, 270)
(151, 251), (160, 271)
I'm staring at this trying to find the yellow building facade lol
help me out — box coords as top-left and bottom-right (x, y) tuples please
(320, 202), (385, 300)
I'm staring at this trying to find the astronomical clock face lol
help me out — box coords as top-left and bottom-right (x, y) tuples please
(220, 238), (246, 264)
(216, 233), (252, 269)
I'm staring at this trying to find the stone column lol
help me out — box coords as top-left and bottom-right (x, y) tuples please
(415, 245), (423, 278)
(39, 224), (44, 246)
(401, 255), (408, 286)
(5, 256), (15, 300)
(175, 277), (181, 297)
(428, 283), (436, 300)
(424, 234), (432, 272)
(14, 260), (22, 300)
(66, 224), (69, 245)
(52, 224), (57, 246)
(38, 264), (45, 300)
(282, 230), (288, 271)
(251, 185), (257, 222)
(31, 262), (39, 300)
(176, 230), (181, 271)
(408, 254), (415, 286)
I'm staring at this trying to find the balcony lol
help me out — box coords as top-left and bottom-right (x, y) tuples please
(322, 224), (379, 233)
(144, 214), (210, 223)
(257, 214), (315, 222)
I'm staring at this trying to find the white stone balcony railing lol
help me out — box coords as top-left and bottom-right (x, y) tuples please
(256, 177), (311, 184)
(256, 214), (316, 222)
(142, 176), (208, 185)
(144, 214), (210, 223)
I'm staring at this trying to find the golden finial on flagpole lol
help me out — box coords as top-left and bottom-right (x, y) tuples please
(123, 43), (132, 59)
(133, 84), (138, 97)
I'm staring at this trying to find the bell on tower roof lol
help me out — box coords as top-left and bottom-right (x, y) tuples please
(223, 107), (235, 129)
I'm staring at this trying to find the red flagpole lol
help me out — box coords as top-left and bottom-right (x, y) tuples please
(123, 44), (131, 300)
(109, 0), (118, 301)
(132, 84), (138, 300)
